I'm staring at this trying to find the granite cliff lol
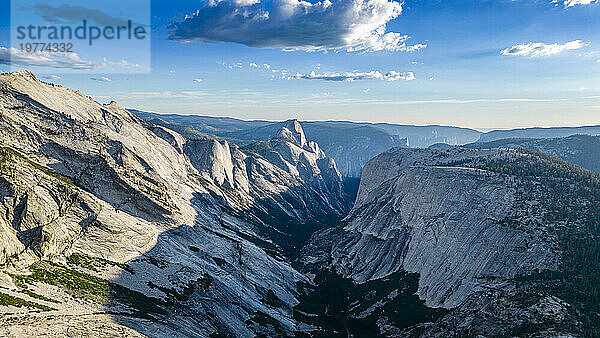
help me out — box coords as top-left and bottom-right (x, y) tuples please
(299, 147), (600, 336)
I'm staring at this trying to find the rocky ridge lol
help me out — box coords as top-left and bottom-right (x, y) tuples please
(0, 70), (350, 336)
(300, 147), (599, 336)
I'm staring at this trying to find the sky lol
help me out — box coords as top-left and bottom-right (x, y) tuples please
(0, 0), (599, 130)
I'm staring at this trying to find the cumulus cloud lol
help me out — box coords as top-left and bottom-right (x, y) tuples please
(249, 62), (259, 68)
(91, 76), (112, 82)
(0, 47), (95, 69)
(169, 0), (426, 53)
(193, 78), (203, 83)
(291, 70), (415, 81)
(501, 40), (588, 57)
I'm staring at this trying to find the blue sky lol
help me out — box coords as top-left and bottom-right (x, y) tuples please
(1, 0), (599, 130)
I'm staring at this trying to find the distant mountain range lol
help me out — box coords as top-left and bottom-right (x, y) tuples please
(131, 111), (600, 180)
(478, 125), (600, 142)
(132, 110), (600, 178)
(130, 110), (481, 177)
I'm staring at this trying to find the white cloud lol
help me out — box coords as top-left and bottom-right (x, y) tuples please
(382, 98), (564, 105)
(180, 91), (210, 97)
(501, 40), (588, 57)
(263, 63), (271, 69)
(232, 0), (260, 6)
(99, 58), (142, 70)
(44, 75), (62, 80)
(249, 62), (259, 68)
(228, 63), (243, 69)
(91, 76), (112, 82)
(363, 88), (370, 93)
(112, 91), (211, 99)
(292, 70), (415, 81)
(169, 0), (426, 53)
(311, 92), (332, 98)
(0, 47), (95, 70)
(193, 78), (203, 83)
(20, 4), (143, 27)
(0, 47), (145, 72)
(278, 96), (567, 108)
(561, 0), (598, 7)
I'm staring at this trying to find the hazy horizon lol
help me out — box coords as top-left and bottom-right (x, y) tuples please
(127, 107), (600, 133)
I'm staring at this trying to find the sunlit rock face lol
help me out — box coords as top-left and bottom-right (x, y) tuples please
(0, 71), (350, 336)
(300, 146), (596, 336)
(304, 148), (556, 307)
(278, 119), (307, 148)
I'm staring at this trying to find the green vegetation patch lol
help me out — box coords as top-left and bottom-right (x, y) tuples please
(20, 289), (60, 304)
(67, 253), (135, 275)
(479, 148), (600, 186)
(294, 271), (447, 337)
(473, 150), (600, 336)
(0, 291), (54, 311)
(13, 261), (165, 317)
(0, 147), (75, 187)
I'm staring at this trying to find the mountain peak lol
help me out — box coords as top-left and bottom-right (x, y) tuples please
(2, 70), (39, 82)
(278, 119), (307, 147)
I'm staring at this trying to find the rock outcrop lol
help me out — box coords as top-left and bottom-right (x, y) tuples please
(181, 119), (351, 253)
